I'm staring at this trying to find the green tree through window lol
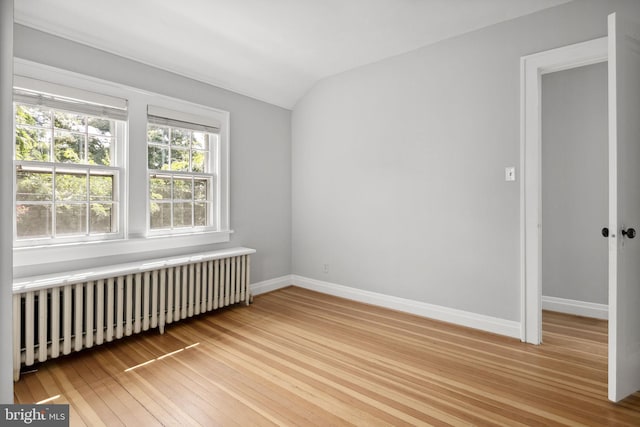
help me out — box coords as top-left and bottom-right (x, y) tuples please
(14, 103), (122, 240)
(147, 123), (215, 230)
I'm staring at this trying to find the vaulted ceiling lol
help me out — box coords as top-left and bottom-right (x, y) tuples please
(15, 0), (571, 109)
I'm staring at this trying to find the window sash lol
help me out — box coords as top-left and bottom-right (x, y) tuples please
(148, 171), (215, 232)
(15, 99), (124, 166)
(15, 162), (121, 243)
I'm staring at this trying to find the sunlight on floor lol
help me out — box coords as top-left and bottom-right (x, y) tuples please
(37, 394), (61, 404)
(124, 342), (200, 372)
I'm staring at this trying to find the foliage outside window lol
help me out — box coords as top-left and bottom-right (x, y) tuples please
(147, 121), (218, 231)
(14, 102), (123, 242)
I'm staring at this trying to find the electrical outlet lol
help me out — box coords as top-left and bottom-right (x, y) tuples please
(323, 264), (329, 274)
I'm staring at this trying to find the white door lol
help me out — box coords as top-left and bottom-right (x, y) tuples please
(608, 12), (640, 403)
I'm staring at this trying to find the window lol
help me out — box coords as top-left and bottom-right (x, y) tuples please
(12, 60), (231, 269)
(147, 106), (220, 232)
(13, 77), (126, 245)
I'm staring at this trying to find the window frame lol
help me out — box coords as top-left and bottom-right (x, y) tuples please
(146, 117), (220, 235)
(13, 85), (127, 247)
(12, 59), (231, 270)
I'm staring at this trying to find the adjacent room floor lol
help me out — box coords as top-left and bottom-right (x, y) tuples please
(13, 286), (640, 426)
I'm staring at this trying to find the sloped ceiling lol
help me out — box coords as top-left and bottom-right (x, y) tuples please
(15, 0), (571, 109)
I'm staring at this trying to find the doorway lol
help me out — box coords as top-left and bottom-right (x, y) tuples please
(540, 62), (608, 327)
(519, 37), (608, 345)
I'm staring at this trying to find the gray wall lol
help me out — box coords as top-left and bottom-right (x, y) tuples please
(13, 25), (292, 284)
(541, 63), (608, 305)
(292, 0), (640, 321)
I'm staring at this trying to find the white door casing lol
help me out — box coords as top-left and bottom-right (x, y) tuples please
(520, 37), (607, 344)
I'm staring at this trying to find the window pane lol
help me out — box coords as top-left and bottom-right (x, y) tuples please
(90, 175), (113, 201)
(90, 203), (114, 234)
(193, 179), (208, 201)
(146, 121), (217, 233)
(148, 125), (169, 144)
(54, 111), (86, 132)
(194, 202), (208, 227)
(16, 105), (52, 127)
(16, 170), (53, 201)
(55, 172), (87, 201)
(170, 148), (189, 171)
(87, 117), (114, 136)
(148, 146), (169, 170)
(55, 204), (87, 235)
(192, 132), (208, 150)
(150, 202), (171, 229)
(191, 150), (208, 173)
(173, 202), (193, 228)
(88, 136), (112, 166)
(54, 131), (86, 163)
(171, 128), (190, 147)
(15, 126), (51, 161)
(173, 177), (192, 200)
(150, 176), (171, 200)
(16, 204), (52, 239)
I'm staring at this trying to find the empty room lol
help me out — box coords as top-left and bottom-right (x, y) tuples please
(2, 0), (640, 425)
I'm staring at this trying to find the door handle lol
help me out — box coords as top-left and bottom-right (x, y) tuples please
(622, 228), (636, 239)
(602, 227), (609, 237)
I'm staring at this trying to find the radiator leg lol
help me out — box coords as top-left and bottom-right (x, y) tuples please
(13, 368), (20, 382)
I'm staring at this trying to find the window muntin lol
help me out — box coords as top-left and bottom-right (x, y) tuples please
(147, 123), (218, 231)
(14, 101), (124, 243)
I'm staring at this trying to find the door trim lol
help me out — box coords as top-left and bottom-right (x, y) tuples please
(520, 37), (608, 344)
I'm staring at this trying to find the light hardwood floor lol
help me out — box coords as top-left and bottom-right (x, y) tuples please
(13, 286), (640, 426)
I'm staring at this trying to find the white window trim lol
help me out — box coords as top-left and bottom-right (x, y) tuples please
(12, 59), (231, 269)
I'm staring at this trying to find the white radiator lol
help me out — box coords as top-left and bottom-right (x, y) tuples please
(12, 247), (255, 381)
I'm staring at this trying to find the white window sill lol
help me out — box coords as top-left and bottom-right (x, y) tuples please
(13, 230), (232, 269)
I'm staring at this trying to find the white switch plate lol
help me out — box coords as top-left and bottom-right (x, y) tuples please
(505, 167), (516, 181)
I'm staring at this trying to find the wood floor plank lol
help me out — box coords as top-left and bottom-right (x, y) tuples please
(13, 286), (640, 426)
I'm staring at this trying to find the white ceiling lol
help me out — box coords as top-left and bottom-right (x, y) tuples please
(15, 0), (571, 109)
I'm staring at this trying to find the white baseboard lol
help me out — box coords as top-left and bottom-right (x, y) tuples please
(291, 275), (521, 339)
(542, 295), (608, 320)
(250, 275), (293, 296)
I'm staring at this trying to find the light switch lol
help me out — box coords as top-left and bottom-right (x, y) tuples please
(505, 167), (516, 182)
